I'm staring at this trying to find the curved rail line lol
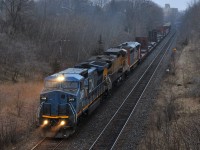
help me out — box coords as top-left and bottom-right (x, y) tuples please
(89, 31), (176, 150)
(110, 33), (177, 150)
(30, 137), (64, 150)
(30, 138), (46, 150)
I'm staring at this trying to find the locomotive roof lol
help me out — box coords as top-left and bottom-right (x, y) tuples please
(89, 55), (116, 67)
(45, 68), (96, 82)
(119, 42), (141, 48)
(89, 55), (116, 61)
(45, 73), (84, 81)
(59, 68), (87, 74)
(163, 22), (171, 27)
(62, 67), (96, 76)
(105, 48), (127, 57)
(75, 59), (109, 70)
(90, 61), (108, 67)
(106, 48), (127, 53)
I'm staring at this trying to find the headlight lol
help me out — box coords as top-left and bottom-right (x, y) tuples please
(57, 75), (65, 82)
(60, 120), (66, 126)
(40, 97), (47, 100)
(43, 119), (49, 125)
(69, 97), (75, 102)
(68, 95), (75, 102)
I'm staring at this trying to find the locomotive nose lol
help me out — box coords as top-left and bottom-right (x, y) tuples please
(39, 90), (77, 132)
(41, 91), (68, 116)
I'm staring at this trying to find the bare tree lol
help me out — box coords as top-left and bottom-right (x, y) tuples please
(2, 0), (33, 33)
(14, 90), (24, 117)
(0, 0), (164, 80)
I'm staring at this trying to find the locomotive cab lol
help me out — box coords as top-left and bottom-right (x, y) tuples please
(37, 67), (109, 138)
(118, 42), (141, 68)
(38, 69), (87, 138)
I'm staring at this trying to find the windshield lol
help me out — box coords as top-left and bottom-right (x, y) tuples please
(45, 81), (60, 89)
(61, 81), (79, 94)
(44, 81), (79, 94)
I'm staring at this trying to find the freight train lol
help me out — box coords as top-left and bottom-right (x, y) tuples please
(37, 24), (171, 138)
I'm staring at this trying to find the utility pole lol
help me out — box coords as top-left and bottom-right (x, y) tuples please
(44, 0), (46, 20)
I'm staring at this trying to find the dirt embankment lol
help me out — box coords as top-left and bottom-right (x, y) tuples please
(138, 42), (200, 150)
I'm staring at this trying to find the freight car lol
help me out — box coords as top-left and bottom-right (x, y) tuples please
(37, 24), (170, 138)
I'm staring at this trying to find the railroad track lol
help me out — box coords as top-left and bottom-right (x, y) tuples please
(30, 137), (63, 150)
(89, 31), (176, 150)
(30, 32), (175, 150)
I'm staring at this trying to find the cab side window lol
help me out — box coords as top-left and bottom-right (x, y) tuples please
(84, 79), (89, 90)
(89, 78), (94, 93)
(136, 45), (140, 51)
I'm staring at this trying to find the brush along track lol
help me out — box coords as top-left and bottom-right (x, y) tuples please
(89, 31), (176, 150)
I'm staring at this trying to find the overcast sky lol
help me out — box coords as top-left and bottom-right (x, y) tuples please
(152, 0), (192, 11)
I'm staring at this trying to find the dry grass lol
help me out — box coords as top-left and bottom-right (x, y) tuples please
(138, 42), (200, 150)
(0, 82), (43, 149)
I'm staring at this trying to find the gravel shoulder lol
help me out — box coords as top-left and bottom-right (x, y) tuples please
(137, 40), (200, 149)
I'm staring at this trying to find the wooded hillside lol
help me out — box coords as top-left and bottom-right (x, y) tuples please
(138, 1), (200, 149)
(0, 0), (163, 82)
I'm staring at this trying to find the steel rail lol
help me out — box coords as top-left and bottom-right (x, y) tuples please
(30, 137), (64, 150)
(52, 140), (64, 150)
(30, 138), (46, 150)
(110, 33), (176, 150)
